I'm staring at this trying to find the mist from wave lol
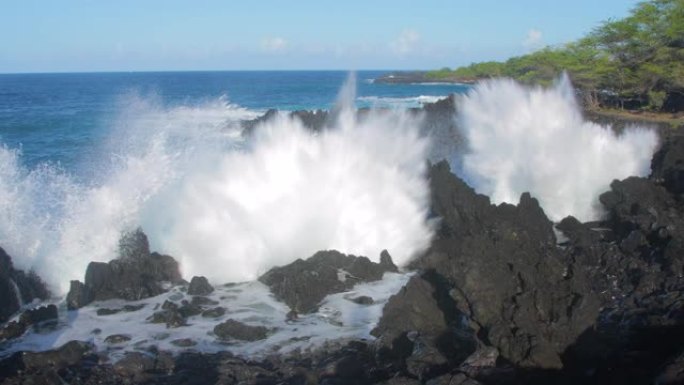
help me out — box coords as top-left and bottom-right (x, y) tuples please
(0, 78), (434, 294)
(456, 74), (659, 222)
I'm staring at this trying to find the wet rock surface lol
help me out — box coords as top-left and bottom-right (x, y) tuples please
(187, 276), (214, 296)
(213, 319), (270, 341)
(66, 228), (184, 309)
(241, 108), (330, 133)
(259, 249), (398, 313)
(0, 304), (58, 342)
(0, 247), (49, 323)
(406, 161), (601, 369)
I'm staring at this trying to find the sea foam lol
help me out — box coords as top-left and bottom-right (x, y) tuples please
(457, 74), (658, 222)
(0, 80), (433, 293)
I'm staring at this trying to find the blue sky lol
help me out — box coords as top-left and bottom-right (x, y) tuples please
(1, 0), (640, 73)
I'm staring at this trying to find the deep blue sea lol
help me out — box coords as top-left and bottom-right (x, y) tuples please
(0, 71), (469, 171)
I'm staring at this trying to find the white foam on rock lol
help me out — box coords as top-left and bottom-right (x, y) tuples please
(1, 273), (411, 360)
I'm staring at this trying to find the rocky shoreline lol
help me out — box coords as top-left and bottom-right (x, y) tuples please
(1, 97), (683, 384)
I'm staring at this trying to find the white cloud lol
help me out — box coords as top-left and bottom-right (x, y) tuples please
(391, 29), (420, 55)
(261, 37), (288, 53)
(522, 29), (543, 50)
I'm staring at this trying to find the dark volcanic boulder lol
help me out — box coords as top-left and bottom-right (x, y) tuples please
(651, 134), (684, 195)
(0, 340), (92, 383)
(214, 319), (269, 341)
(372, 272), (477, 379)
(66, 280), (92, 310)
(0, 247), (49, 323)
(187, 276), (214, 295)
(409, 161), (600, 369)
(66, 228), (183, 309)
(242, 108), (329, 135)
(259, 249), (398, 313)
(291, 109), (329, 131)
(0, 304), (58, 341)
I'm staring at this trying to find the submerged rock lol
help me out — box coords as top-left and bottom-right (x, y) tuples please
(147, 309), (186, 328)
(259, 249), (398, 313)
(66, 228), (183, 309)
(171, 338), (197, 347)
(104, 334), (131, 344)
(350, 295), (374, 305)
(202, 306), (226, 318)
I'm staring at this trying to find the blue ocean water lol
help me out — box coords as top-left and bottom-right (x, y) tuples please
(0, 71), (469, 171)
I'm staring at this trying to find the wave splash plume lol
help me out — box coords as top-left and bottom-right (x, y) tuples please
(457, 74), (659, 222)
(0, 79), (433, 293)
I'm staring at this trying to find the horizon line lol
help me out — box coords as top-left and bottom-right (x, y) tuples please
(0, 68), (429, 76)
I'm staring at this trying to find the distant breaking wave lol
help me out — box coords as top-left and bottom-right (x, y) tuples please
(357, 95), (443, 109)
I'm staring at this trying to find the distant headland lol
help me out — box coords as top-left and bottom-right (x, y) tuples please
(378, 0), (684, 124)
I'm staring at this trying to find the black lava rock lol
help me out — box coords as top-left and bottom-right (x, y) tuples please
(187, 276), (214, 296)
(0, 304), (58, 341)
(259, 249), (398, 313)
(350, 295), (374, 305)
(407, 161), (600, 369)
(213, 319), (269, 341)
(147, 309), (186, 328)
(66, 280), (93, 310)
(66, 228), (183, 309)
(104, 334), (132, 344)
(0, 247), (49, 323)
(202, 306), (226, 318)
(651, 134), (684, 195)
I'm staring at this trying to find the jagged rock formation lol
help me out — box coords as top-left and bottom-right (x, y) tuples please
(187, 276), (214, 296)
(396, 161), (600, 369)
(0, 247), (49, 323)
(66, 228), (183, 309)
(259, 249), (398, 313)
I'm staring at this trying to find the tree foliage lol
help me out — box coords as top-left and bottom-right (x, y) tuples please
(429, 0), (684, 111)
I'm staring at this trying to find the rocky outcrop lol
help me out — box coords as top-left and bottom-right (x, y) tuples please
(291, 109), (329, 131)
(0, 247), (49, 323)
(66, 228), (183, 309)
(241, 108), (330, 134)
(259, 249), (398, 313)
(0, 304), (58, 341)
(404, 161), (600, 369)
(372, 273), (477, 380)
(651, 134), (684, 195)
(370, 135), (684, 383)
(0, 340), (92, 382)
(551, 139), (684, 384)
(187, 276), (214, 296)
(213, 319), (270, 341)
